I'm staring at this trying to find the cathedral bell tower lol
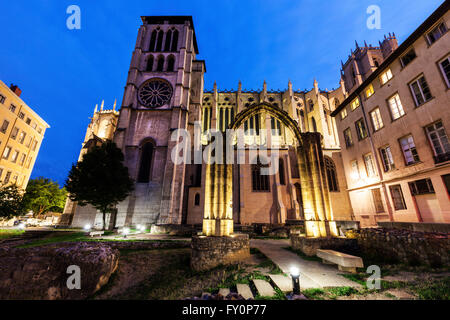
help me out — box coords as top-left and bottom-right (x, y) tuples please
(113, 16), (205, 227)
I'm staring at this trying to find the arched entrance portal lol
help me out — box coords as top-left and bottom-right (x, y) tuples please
(201, 102), (338, 238)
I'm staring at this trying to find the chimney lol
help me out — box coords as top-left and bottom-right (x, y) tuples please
(10, 84), (22, 97)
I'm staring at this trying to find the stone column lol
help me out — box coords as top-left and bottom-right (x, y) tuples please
(284, 153), (301, 220)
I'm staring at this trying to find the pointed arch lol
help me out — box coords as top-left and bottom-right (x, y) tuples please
(171, 29), (179, 52)
(324, 156), (339, 192)
(146, 55), (154, 71)
(137, 139), (155, 183)
(164, 29), (172, 52)
(311, 117), (317, 132)
(155, 29), (164, 51)
(149, 29), (157, 51)
(167, 55), (175, 72)
(156, 55), (164, 71)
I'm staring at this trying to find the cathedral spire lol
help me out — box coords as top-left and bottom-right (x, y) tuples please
(100, 100), (104, 111)
(94, 104), (98, 113)
(113, 99), (117, 111)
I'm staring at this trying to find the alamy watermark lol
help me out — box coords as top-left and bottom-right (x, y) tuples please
(66, 5), (81, 30)
(66, 265), (81, 290)
(367, 5), (381, 30)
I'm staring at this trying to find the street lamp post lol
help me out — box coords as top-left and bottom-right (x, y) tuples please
(290, 267), (300, 295)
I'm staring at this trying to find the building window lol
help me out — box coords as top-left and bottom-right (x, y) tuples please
(26, 157), (32, 169)
(380, 69), (393, 85)
(194, 193), (200, 206)
(426, 121), (450, 163)
(19, 153), (26, 166)
(380, 146), (395, 172)
(399, 135), (420, 165)
(409, 178), (435, 196)
(146, 55), (154, 71)
(350, 160), (360, 180)
(271, 116), (282, 136)
(340, 108), (347, 119)
(170, 29), (179, 52)
(167, 55), (175, 72)
(389, 185), (407, 210)
(438, 54), (450, 88)
(252, 157), (270, 192)
(244, 115), (260, 136)
(350, 97), (360, 111)
(25, 118), (31, 125)
(9, 104), (16, 113)
(0, 120), (10, 133)
(156, 55), (164, 71)
(11, 150), (19, 163)
(4, 171), (11, 184)
(203, 107), (212, 132)
(343, 128), (353, 148)
(370, 107), (384, 131)
(400, 49), (417, 67)
(18, 131), (26, 144)
(409, 75), (432, 106)
(325, 157), (339, 192)
(2, 146), (11, 160)
(137, 142), (154, 183)
(442, 174), (450, 196)
(426, 22), (447, 45)
(355, 118), (368, 140)
(387, 93), (405, 120)
(0, 168), (3, 181)
(32, 140), (38, 151)
(10, 127), (19, 140)
(279, 159), (286, 185)
(0, 94), (5, 104)
(372, 188), (385, 213)
(365, 84), (374, 98)
(18, 112), (25, 119)
(149, 28), (164, 52)
(308, 100), (314, 112)
(311, 117), (317, 132)
(364, 153), (376, 177)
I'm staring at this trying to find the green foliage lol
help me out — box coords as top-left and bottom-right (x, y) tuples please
(328, 286), (358, 298)
(0, 183), (24, 218)
(283, 246), (322, 262)
(339, 273), (368, 287)
(0, 229), (24, 239)
(413, 277), (450, 300)
(302, 288), (325, 300)
(22, 177), (67, 216)
(65, 141), (134, 230)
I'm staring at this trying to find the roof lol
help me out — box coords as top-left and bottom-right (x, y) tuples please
(331, 0), (450, 117)
(140, 16), (199, 54)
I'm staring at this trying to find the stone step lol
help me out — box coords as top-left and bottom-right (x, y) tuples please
(236, 284), (254, 300)
(269, 274), (293, 293)
(253, 279), (276, 297)
(218, 288), (230, 297)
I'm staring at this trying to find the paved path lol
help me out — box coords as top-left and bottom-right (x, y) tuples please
(251, 239), (361, 289)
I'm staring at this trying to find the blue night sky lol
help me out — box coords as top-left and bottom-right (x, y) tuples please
(0, 0), (444, 186)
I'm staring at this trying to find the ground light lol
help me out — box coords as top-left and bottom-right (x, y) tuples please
(83, 224), (91, 232)
(290, 266), (300, 295)
(123, 227), (130, 238)
(17, 223), (26, 230)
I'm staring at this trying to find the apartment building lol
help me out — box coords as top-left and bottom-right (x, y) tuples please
(0, 80), (50, 189)
(331, 2), (450, 226)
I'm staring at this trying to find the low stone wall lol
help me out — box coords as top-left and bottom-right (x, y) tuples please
(0, 242), (119, 300)
(150, 224), (200, 236)
(101, 240), (190, 250)
(357, 228), (449, 267)
(290, 235), (359, 256)
(377, 221), (450, 234)
(191, 234), (250, 271)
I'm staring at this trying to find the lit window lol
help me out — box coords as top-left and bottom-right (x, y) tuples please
(350, 160), (360, 179)
(426, 121), (450, 162)
(370, 108), (384, 131)
(387, 94), (405, 120)
(4, 171), (11, 184)
(325, 157), (339, 192)
(399, 135), (420, 165)
(409, 75), (432, 106)
(350, 97), (360, 111)
(11, 150), (19, 163)
(19, 154), (26, 166)
(409, 178), (435, 195)
(379, 146), (395, 172)
(355, 118), (368, 140)
(389, 185), (406, 210)
(18, 131), (26, 144)
(340, 108), (348, 119)
(271, 117), (282, 136)
(11, 127), (19, 140)
(380, 69), (393, 85)
(400, 49), (417, 67)
(365, 84), (374, 98)
(439, 54), (450, 88)
(3, 146), (12, 159)
(426, 22), (447, 45)
(364, 154), (376, 177)
(343, 128), (353, 148)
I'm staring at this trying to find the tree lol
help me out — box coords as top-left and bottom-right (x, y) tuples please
(0, 184), (24, 219)
(65, 141), (134, 230)
(22, 177), (67, 217)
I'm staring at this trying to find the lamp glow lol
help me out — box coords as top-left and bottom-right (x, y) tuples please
(83, 224), (91, 231)
(290, 266), (300, 277)
(290, 266), (301, 295)
(18, 223), (26, 230)
(123, 227), (130, 238)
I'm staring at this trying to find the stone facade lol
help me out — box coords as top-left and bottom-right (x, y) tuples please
(191, 234), (250, 271)
(290, 234), (358, 257)
(331, 3), (450, 227)
(0, 80), (50, 190)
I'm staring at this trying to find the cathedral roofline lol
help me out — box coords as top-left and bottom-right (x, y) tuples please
(140, 16), (199, 54)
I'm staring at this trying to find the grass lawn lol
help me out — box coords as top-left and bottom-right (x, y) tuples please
(0, 229), (24, 240)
